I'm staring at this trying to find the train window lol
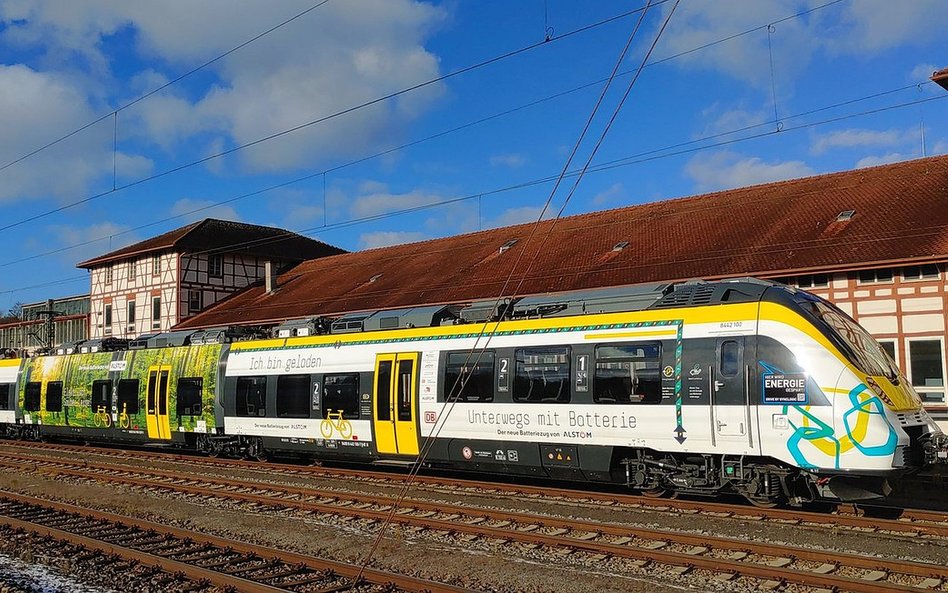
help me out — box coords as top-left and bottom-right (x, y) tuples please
(376, 361), (392, 421)
(45, 382), (63, 412)
(593, 343), (662, 404)
(117, 379), (140, 415)
(158, 371), (169, 416)
(513, 347), (570, 403)
(0, 384), (9, 410)
(323, 374), (360, 419)
(277, 374), (310, 418)
(444, 351), (494, 402)
(176, 378), (203, 417)
(720, 341), (740, 377)
(397, 359), (414, 421)
(24, 382), (41, 412)
(91, 380), (111, 413)
(236, 376), (267, 417)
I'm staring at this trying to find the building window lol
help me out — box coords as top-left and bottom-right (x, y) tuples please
(152, 254), (161, 276)
(797, 274), (829, 289)
(444, 351), (494, 402)
(176, 378), (203, 416)
(323, 373), (360, 418)
(878, 340), (897, 363)
(152, 297), (161, 329)
(909, 339), (946, 405)
(856, 268), (893, 284)
(104, 304), (112, 334)
(189, 290), (202, 313)
(209, 254), (223, 278)
(513, 347), (570, 403)
(903, 264), (939, 281)
(127, 301), (136, 325)
(128, 261), (136, 282)
(594, 343), (662, 404)
(104, 266), (113, 285)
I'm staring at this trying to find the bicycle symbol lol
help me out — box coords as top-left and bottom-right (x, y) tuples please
(93, 405), (112, 428)
(118, 402), (131, 430)
(320, 409), (352, 439)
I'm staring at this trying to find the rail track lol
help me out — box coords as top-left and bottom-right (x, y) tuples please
(0, 490), (476, 593)
(3, 440), (947, 540)
(3, 451), (947, 592)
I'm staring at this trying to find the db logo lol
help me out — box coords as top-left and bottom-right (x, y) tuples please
(424, 411), (437, 424)
(461, 446), (473, 460)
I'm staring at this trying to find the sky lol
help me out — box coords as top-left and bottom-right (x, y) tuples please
(0, 0), (946, 311)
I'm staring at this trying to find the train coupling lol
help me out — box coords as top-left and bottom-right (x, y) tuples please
(923, 432), (948, 465)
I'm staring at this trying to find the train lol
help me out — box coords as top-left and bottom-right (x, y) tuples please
(1, 278), (946, 507)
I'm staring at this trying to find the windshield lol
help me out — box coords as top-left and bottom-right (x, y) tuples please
(796, 297), (897, 380)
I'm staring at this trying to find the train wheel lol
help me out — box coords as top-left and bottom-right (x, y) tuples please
(246, 438), (268, 462)
(856, 504), (904, 519)
(744, 494), (779, 509)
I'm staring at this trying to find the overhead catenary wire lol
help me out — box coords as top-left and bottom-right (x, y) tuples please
(0, 0), (859, 270)
(0, 79), (936, 274)
(0, 2), (667, 235)
(353, 0), (674, 583)
(0, 0), (333, 177)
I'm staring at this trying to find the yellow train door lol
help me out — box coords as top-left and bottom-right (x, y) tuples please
(146, 365), (172, 440)
(373, 353), (419, 456)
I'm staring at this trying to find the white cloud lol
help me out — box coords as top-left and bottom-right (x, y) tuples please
(170, 198), (241, 223)
(658, 1), (948, 86)
(345, 182), (450, 219)
(490, 153), (526, 168)
(811, 128), (912, 155)
(2, 1), (448, 173)
(46, 221), (137, 264)
(359, 230), (427, 249)
(855, 152), (915, 169)
(933, 140), (948, 155)
(699, 103), (771, 136)
(591, 182), (625, 206)
(483, 205), (553, 229)
(0, 64), (152, 203)
(685, 151), (814, 192)
(911, 63), (941, 83)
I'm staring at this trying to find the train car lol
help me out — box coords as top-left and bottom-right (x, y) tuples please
(2, 279), (947, 506)
(3, 338), (220, 447)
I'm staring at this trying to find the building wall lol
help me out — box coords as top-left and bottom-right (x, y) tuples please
(89, 252), (177, 339)
(0, 314), (88, 353)
(177, 253), (281, 321)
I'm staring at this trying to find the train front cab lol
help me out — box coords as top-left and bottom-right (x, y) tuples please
(0, 358), (21, 437)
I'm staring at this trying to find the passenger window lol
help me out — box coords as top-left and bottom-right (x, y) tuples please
(117, 379), (140, 415)
(45, 381), (63, 412)
(277, 374), (310, 418)
(376, 361), (392, 421)
(444, 351), (495, 402)
(91, 380), (111, 413)
(24, 382), (41, 412)
(323, 373), (360, 419)
(594, 343), (662, 404)
(236, 376), (267, 417)
(0, 384), (9, 410)
(513, 347), (570, 403)
(721, 341), (740, 377)
(176, 377), (203, 417)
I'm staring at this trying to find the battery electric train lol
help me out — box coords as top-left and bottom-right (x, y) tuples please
(1, 279), (946, 506)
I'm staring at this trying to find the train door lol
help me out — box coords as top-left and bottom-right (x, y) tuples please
(373, 353), (420, 456)
(711, 338), (755, 449)
(146, 365), (172, 440)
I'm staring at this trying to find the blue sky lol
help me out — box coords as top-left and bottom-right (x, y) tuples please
(0, 0), (946, 311)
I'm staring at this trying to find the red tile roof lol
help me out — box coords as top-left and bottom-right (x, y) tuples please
(77, 218), (345, 268)
(933, 67), (948, 91)
(177, 155), (948, 329)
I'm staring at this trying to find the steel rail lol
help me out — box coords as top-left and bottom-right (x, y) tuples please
(0, 489), (477, 593)
(5, 456), (945, 592)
